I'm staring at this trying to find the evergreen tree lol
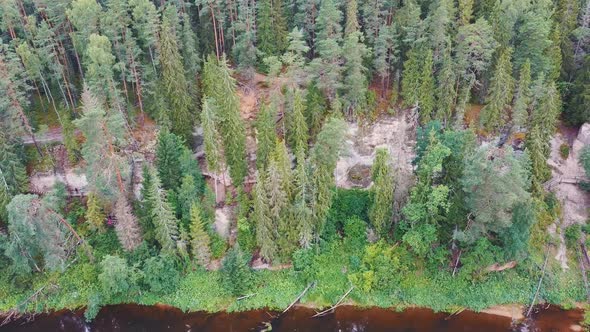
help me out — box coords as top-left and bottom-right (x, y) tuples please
(189, 202), (211, 267)
(369, 148), (395, 237)
(159, 5), (193, 141)
(114, 195), (143, 251)
(0, 134), (27, 222)
(253, 171), (275, 261)
(310, 0), (343, 102)
(461, 146), (530, 242)
(84, 34), (120, 110)
(5, 194), (69, 273)
(435, 44), (457, 124)
(288, 89), (309, 153)
(155, 130), (185, 191)
(202, 55), (248, 186)
(513, 59), (532, 130)
(418, 50), (436, 123)
(255, 103), (277, 171)
(342, 28), (370, 116)
(221, 244), (252, 296)
(458, 0), (474, 26)
(86, 193), (106, 233)
(233, 0), (258, 80)
(148, 168), (180, 255)
(257, 0), (289, 57)
(201, 98), (225, 198)
(401, 48), (421, 108)
(309, 117), (347, 241)
(373, 24), (399, 95)
(480, 47), (514, 132)
(74, 87), (128, 200)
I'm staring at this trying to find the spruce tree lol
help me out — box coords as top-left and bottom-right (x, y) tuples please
(233, 0), (258, 80)
(309, 118), (347, 241)
(401, 48), (421, 108)
(311, 0), (344, 102)
(342, 28), (370, 116)
(189, 202), (211, 267)
(221, 244), (252, 296)
(418, 50), (436, 123)
(201, 98), (225, 198)
(0, 134), (27, 222)
(289, 89), (309, 153)
(513, 59), (532, 130)
(159, 5), (193, 141)
(202, 55), (248, 186)
(253, 171), (276, 261)
(255, 103), (277, 171)
(148, 168), (180, 255)
(86, 193), (106, 233)
(436, 44), (457, 124)
(480, 47), (514, 133)
(369, 148), (395, 237)
(155, 130), (185, 191)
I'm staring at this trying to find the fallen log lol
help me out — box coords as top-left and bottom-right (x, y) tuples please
(312, 286), (354, 318)
(526, 252), (549, 317)
(282, 282), (315, 315)
(484, 260), (517, 272)
(237, 293), (257, 301)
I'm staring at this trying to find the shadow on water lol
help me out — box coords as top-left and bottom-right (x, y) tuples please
(0, 304), (584, 332)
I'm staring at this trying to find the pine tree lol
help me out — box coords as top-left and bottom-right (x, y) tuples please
(480, 47), (514, 133)
(85, 34), (122, 113)
(67, 0), (102, 66)
(373, 24), (399, 95)
(513, 59), (532, 130)
(255, 103), (277, 170)
(86, 193), (106, 233)
(148, 168), (180, 255)
(159, 5), (193, 141)
(74, 87), (128, 200)
(418, 50), (435, 123)
(114, 195), (143, 251)
(189, 202), (211, 267)
(369, 148), (395, 237)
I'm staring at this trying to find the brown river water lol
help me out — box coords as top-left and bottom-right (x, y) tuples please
(0, 304), (584, 331)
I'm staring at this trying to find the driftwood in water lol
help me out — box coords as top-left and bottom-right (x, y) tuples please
(312, 286), (355, 318)
(526, 252), (550, 317)
(282, 282), (315, 315)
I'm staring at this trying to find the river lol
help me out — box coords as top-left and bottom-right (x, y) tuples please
(0, 304), (584, 331)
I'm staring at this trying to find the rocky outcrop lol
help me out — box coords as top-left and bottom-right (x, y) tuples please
(335, 110), (418, 219)
(547, 123), (590, 269)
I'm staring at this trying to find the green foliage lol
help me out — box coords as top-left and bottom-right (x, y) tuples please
(142, 254), (180, 294)
(155, 130), (185, 191)
(349, 241), (407, 293)
(369, 149), (395, 237)
(559, 143), (570, 159)
(98, 255), (141, 300)
(221, 245), (252, 296)
(86, 193), (105, 233)
(189, 203), (211, 267)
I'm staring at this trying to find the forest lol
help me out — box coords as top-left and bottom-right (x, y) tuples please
(0, 0), (589, 323)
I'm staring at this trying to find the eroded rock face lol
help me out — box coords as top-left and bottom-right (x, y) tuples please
(335, 111), (418, 219)
(547, 123), (590, 269)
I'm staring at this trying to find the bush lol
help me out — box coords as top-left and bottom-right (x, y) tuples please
(344, 217), (367, 250)
(142, 254), (180, 294)
(565, 224), (582, 249)
(98, 255), (141, 300)
(559, 143), (570, 159)
(210, 232), (228, 259)
(237, 218), (255, 253)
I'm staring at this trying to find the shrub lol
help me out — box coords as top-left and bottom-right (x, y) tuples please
(142, 254), (180, 294)
(559, 143), (570, 159)
(98, 255), (141, 300)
